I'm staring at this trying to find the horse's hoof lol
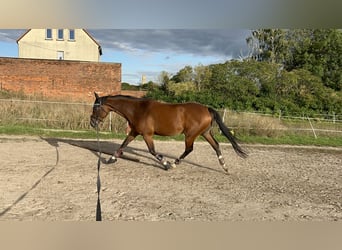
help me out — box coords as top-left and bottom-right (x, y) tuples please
(222, 166), (229, 175)
(162, 161), (175, 170)
(170, 162), (177, 169)
(107, 156), (117, 164)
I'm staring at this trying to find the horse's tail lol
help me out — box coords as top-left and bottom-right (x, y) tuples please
(208, 107), (248, 158)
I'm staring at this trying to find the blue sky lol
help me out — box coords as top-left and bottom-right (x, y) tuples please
(0, 29), (251, 84)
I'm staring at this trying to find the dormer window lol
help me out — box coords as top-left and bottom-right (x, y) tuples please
(69, 29), (75, 41)
(57, 29), (64, 40)
(46, 29), (52, 40)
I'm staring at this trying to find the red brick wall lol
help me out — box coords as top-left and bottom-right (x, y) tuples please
(0, 57), (121, 102)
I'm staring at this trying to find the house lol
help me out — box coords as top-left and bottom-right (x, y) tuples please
(0, 29), (121, 101)
(17, 29), (102, 62)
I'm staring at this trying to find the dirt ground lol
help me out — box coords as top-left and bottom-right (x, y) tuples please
(0, 135), (341, 221)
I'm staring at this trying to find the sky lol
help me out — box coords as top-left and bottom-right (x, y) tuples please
(0, 1), (339, 85)
(0, 29), (251, 85)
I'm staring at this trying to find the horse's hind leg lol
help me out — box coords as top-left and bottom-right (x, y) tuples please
(201, 130), (228, 173)
(174, 135), (196, 166)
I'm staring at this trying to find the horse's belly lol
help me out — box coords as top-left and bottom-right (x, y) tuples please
(154, 123), (184, 136)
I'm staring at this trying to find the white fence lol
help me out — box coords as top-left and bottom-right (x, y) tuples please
(1, 98), (341, 137)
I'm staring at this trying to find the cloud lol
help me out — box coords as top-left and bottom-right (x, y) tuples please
(0, 29), (26, 42)
(1, 29), (251, 59)
(88, 29), (252, 58)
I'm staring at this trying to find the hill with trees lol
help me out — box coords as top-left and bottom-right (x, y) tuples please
(145, 29), (342, 116)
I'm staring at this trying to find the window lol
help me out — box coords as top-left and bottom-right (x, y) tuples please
(57, 51), (64, 60)
(46, 29), (52, 39)
(57, 29), (64, 40)
(69, 29), (75, 41)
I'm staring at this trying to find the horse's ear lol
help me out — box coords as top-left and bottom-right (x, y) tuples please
(94, 92), (100, 99)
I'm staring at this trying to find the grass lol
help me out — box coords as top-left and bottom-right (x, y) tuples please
(1, 124), (341, 147)
(1, 90), (341, 147)
(0, 125), (124, 140)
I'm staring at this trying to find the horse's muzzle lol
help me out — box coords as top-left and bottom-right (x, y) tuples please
(90, 116), (99, 128)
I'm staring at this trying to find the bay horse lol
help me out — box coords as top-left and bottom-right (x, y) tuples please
(90, 93), (247, 173)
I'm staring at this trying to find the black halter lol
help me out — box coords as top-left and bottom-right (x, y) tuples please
(91, 99), (108, 127)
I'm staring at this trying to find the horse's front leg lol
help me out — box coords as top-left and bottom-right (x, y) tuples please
(143, 134), (173, 170)
(107, 131), (138, 164)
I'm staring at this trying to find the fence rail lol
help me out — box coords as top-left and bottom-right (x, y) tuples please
(1, 98), (341, 137)
(225, 109), (342, 123)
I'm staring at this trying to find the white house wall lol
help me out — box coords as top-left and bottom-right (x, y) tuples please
(18, 29), (100, 62)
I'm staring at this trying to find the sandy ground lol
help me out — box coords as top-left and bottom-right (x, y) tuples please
(0, 135), (341, 221)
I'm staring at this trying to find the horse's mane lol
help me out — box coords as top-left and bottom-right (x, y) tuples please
(104, 95), (151, 102)
(109, 94), (143, 99)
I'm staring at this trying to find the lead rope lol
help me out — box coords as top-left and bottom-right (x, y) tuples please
(95, 125), (102, 221)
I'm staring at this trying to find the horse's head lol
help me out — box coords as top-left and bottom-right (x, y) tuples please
(90, 92), (110, 128)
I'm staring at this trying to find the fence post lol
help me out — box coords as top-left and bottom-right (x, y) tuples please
(222, 108), (226, 123)
(109, 112), (112, 132)
(307, 116), (317, 139)
(333, 112), (336, 124)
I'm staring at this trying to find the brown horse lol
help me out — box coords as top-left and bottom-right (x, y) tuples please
(90, 93), (247, 172)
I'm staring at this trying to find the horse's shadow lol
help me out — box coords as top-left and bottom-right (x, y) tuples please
(0, 137), (223, 218)
(41, 137), (223, 173)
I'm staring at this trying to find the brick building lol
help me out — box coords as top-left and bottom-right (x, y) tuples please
(0, 57), (121, 102)
(0, 29), (122, 102)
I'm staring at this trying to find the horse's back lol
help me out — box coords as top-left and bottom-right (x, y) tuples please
(149, 101), (209, 118)
(145, 101), (212, 136)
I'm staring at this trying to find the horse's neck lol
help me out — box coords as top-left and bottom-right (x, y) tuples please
(104, 97), (136, 120)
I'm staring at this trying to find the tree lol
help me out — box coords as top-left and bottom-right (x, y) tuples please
(193, 64), (211, 91)
(247, 29), (290, 64)
(248, 29), (342, 91)
(227, 60), (278, 111)
(290, 29), (342, 91)
(158, 71), (172, 93)
(146, 42), (341, 115)
(141, 81), (158, 91)
(170, 65), (193, 83)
